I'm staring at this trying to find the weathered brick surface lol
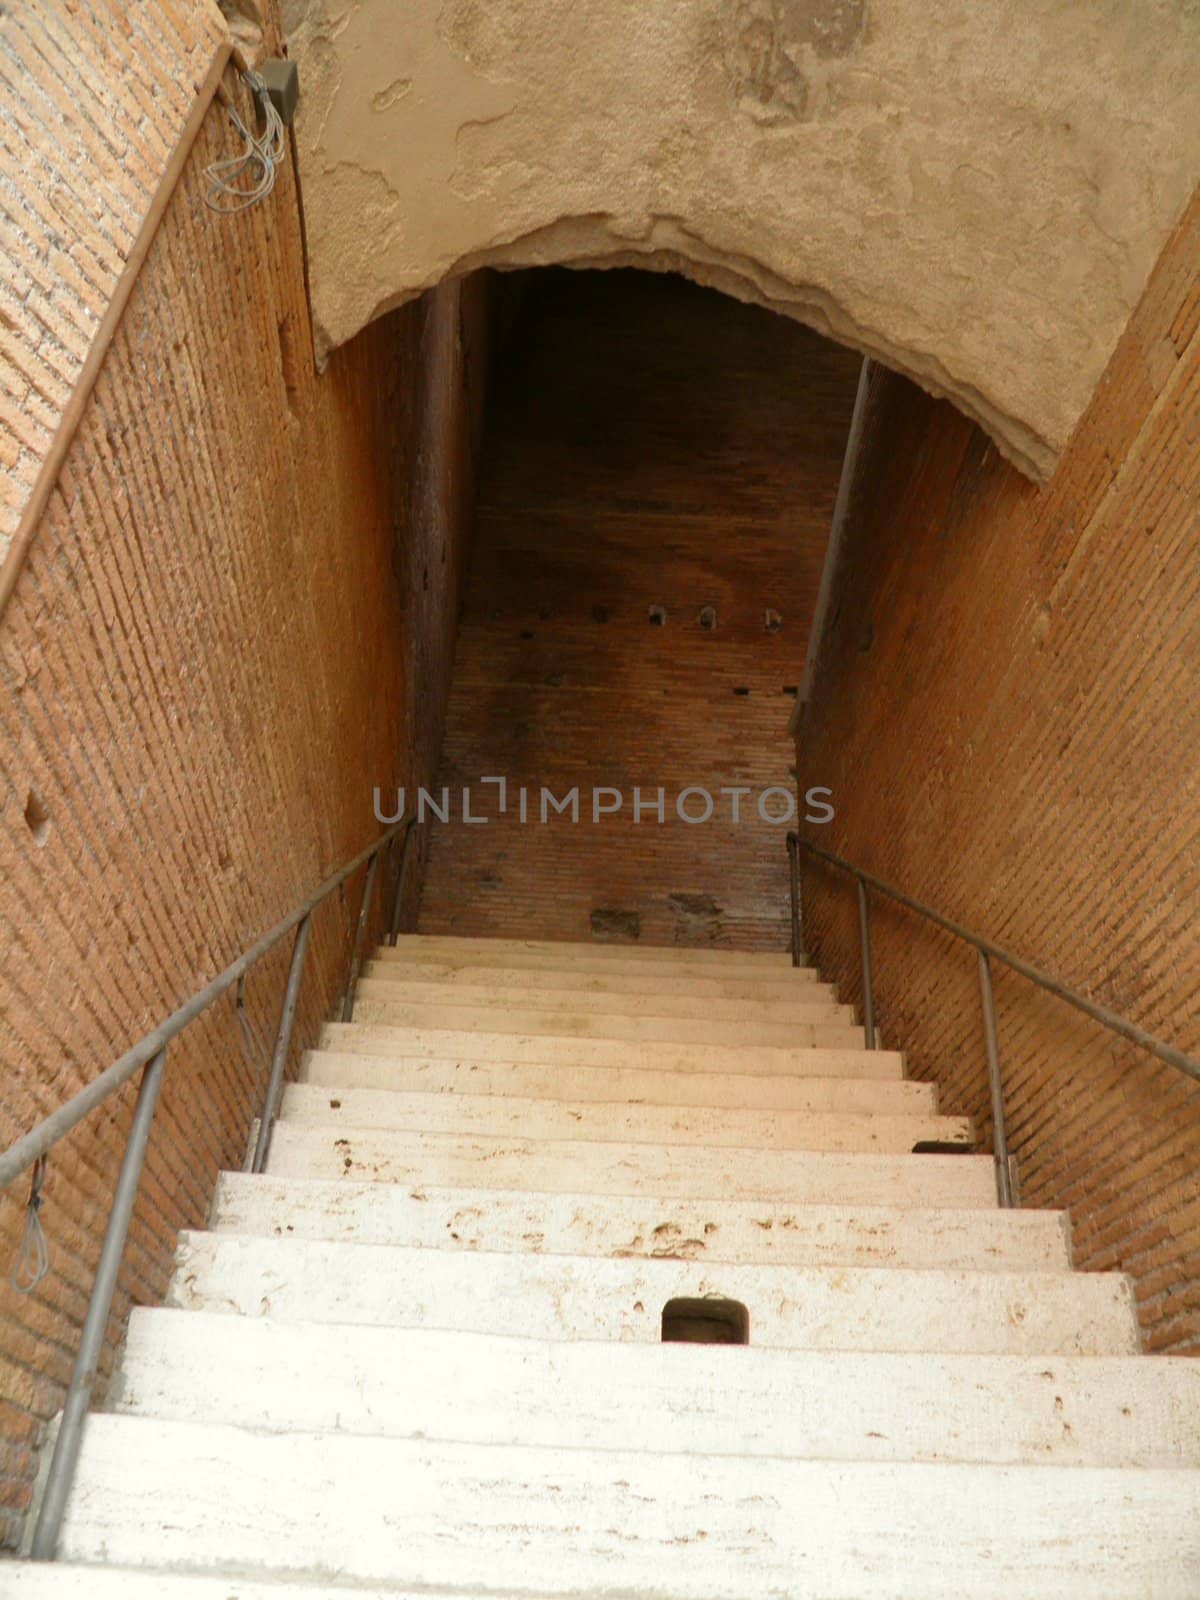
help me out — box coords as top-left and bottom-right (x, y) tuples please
(419, 270), (860, 949)
(798, 187), (1200, 1352)
(0, 0), (228, 555)
(0, 104), (487, 1545)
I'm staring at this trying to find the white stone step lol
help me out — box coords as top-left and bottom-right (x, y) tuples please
(169, 1233), (1139, 1354)
(115, 1311), (1200, 1468)
(52, 1416), (1200, 1595)
(392, 933), (796, 970)
(212, 1173), (1072, 1270)
(351, 989), (863, 1048)
(276, 1086), (973, 1155)
(319, 1019), (901, 1077)
(263, 1123), (998, 1206)
(359, 967), (848, 1023)
(369, 951), (829, 996)
(0, 1572), (441, 1600)
(300, 1045), (937, 1112)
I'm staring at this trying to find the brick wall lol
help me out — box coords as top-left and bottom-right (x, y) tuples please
(419, 270), (860, 949)
(798, 188), (1200, 1352)
(0, 103), (488, 1543)
(0, 0), (227, 558)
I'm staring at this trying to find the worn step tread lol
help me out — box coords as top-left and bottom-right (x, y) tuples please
(300, 1047), (937, 1112)
(263, 1123), (999, 1207)
(377, 950), (813, 979)
(0, 1574), (451, 1600)
(367, 952), (828, 996)
(390, 934), (796, 968)
(357, 968), (849, 1022)
(319, 1020), (902, 1078)
(278, 1086), (972, 1155)
(212, 1173), (1071, 1270)
(169, 1233), (1138, 1354)
(115, 1311), (1200, 1468)
(351, 992), (864, 1048)
(53, 1417), (1200, 1597)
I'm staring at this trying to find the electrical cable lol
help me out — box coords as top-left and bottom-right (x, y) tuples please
(12, 1155), (51, 1293)
(204, 69), (286, 214)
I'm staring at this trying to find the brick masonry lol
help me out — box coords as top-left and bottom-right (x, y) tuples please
(418, 269), (861, 950)
(798, 185), (1200, 1353)
(0, 103), (488, 1542)
(0, 0), (227, 556)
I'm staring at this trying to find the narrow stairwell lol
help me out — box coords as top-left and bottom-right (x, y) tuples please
(9, 934), (1200, 1596)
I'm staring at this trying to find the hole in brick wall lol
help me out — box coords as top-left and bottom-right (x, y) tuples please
(698, 605), (717, 631)
(648, 604), (666, 626)
(23, 790), (50, 849)
(764, 608), (782, 632)
(590, 907), (642, 942)
(592, 604), (611, 623)
(668, 891), (723, 946)
(662, 1297), (749, 1345)
(733, 686), (750, 697)
(277, 312), (304, 421)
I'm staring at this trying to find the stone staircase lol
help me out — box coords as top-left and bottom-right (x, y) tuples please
(10, 934), (1200, 1596)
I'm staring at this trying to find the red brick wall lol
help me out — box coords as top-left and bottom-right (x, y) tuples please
(797, 188), (1200, 1352)
(0, 0), (227, 556)
(0, 105), (488, 1543)
(419, 270), (860, 949)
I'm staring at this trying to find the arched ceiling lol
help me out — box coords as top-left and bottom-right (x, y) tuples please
(283, 0), (1200, 480)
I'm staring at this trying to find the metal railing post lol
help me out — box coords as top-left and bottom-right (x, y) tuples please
(978, 949), (1014, 1208)
(251, 913), (312, 1174)
(788, 833), (1200, 1086)
(388, 822), (417, 945)
(787, 833), (803, 966)
(30, 1047), (168, 1560)
(0, 820), (408, 1195)
(856, 876), (876, 1049)
(341, 849), (380, 1023)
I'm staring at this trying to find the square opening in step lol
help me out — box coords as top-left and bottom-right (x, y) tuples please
(661, 1297), (749, 1345)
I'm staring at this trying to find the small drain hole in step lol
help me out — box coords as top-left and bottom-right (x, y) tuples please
(661, 1297), (749, 1346)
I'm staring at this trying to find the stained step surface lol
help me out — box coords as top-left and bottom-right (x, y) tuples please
(368, 951), (828, 997)
(359, 968), (846, 1022)
(168, 1233), (1139, 1354)
(388, 933), (797, 969)
(263, 1124), (999, 1205)
(318, 1020), (902, 1077)
(276, 1086), (973, 1154)
(351, 991), (864, 1049)
(115, 1312), (1200, 1467)
(50, 1418), (1200, 1597)
(212, 1173), (1070, 1270)
(0, 1573), (452, 1600)
(300, 1047), (936, 1112)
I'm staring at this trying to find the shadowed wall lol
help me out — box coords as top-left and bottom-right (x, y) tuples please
(419, 269), (859, 949)
(0, 108), (489, 1543)
(797, 187), (1200, 1352)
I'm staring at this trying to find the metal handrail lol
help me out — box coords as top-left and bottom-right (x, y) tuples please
(5, 811), (416, 1559)
(787, 832), (1200, 1206)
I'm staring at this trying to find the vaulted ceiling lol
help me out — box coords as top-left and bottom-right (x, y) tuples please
(284, 0), (1200, 479)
